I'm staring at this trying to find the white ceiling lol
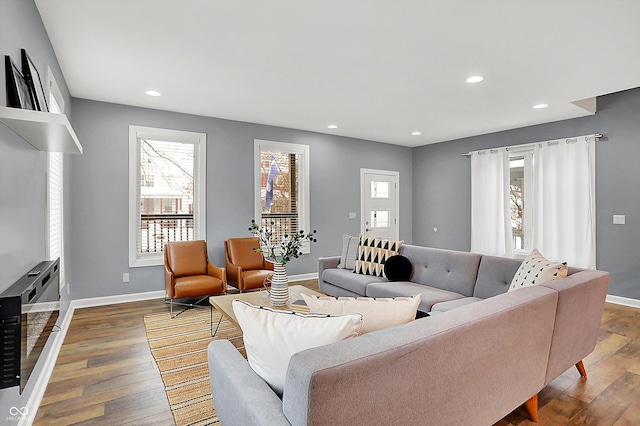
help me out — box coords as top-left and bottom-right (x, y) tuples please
(35, 0), (640, 147)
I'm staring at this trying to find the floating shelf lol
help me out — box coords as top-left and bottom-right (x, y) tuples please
(0, 106), (83, 154)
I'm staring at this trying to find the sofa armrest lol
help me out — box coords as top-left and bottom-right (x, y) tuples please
(318, 256), (341, 273)
(317, 256), (342, 294)
(208, 340), (291, 426)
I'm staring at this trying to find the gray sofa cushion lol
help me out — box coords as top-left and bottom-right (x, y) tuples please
(473, 255), (522, 299)
(322, 268), (386, 296)
(366, 281), (464, 312)
(399, 245), (481, 297)
(430, 297), (484, 313)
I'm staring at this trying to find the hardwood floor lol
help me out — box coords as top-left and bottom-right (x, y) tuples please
(34, 284), (640, 425)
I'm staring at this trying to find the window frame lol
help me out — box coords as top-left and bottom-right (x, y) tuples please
(254, 139), (311, 254)
(509, 148), (534, 258)
(46, 151), (65, 290)
(128, 125), (207, 267)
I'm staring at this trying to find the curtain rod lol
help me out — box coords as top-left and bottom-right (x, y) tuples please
(462, 133), (603, 157)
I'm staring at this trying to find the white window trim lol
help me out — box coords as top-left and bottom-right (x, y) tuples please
(254, 139), (311, 254)
(509, 149), (534, 259)
(128, 126), (207, 267)
(46, 152), (65, 289)
(44, 65), (65, 114)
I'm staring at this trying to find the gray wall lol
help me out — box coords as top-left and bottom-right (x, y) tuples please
(67, 99), (413, 299)
(0, 0), (70, 293)
(0, 0), (72, 413)
(412, 88), (640, 300)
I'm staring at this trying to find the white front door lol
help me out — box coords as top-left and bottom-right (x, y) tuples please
(361, 169), (399, 241)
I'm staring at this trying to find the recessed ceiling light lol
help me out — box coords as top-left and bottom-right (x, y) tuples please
(466, 75), (484, 84)
(145, 90), (161, 97)
(533, 103), (548, 109)
(411, 131), (422, 136)
(327, 124), (338, 129)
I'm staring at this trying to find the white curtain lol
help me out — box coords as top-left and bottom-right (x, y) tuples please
(470, 149), (514, 257)
(533, 136), (596, 268)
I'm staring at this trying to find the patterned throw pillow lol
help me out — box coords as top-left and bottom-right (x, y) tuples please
(354, 235), (403, 277)
(508, 249), (568, 292)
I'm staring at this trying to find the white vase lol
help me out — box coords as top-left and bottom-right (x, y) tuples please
(270, 263), (289, 306)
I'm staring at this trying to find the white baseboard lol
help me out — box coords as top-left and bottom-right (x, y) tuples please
(606, 294), (640, 309)
(71, 290), (166, 309)
(288, 272), (318, 282)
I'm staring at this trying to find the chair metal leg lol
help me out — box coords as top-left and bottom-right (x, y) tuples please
(165, 295), (209, 318)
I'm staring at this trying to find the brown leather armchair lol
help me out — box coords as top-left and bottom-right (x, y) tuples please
(224, 237), (274, 292)
(164, 240), (226, 316)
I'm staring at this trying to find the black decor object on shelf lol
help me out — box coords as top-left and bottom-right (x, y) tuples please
(21, 49), (48, 112)
(4, 55), (35, 110)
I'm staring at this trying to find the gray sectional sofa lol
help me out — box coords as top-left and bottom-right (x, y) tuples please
(208, 244), (609, 425)
(320, 244), (541, 313)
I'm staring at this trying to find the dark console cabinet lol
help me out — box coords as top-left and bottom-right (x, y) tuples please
(0, 259), (60, 392)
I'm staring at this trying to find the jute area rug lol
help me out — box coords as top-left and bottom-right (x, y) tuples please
(143, 307), (245, 426)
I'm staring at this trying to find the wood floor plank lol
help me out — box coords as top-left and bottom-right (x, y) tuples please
(566, 353), (637, 403)
(33, 288), (640, 426)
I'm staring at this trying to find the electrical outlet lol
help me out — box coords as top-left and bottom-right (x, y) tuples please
(348, 212), (357, 220)
(123, 273), (130, 283)
(613, 215), (626, 225)
(66, 283), (70, 295)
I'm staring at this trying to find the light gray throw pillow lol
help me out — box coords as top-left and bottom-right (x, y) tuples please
(337, 234), (359, 270)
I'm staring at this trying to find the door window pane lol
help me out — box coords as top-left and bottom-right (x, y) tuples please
(370, 181), (389, 199)
(370, 210), (389, 228)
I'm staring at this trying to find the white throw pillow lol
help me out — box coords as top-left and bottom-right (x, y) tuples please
(508, 249), (568, 292)
(337, 234), (359, 270)
(232, 300), (362, 395)
(302, 293), (421, 334)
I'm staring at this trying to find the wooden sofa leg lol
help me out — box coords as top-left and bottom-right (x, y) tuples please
(524, 394), (538, 422)
(576, 360), (587, 378)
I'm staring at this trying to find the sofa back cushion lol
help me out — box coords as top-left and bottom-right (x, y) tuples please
(473, 255), (522, 299)
(399, 245), (481, 297)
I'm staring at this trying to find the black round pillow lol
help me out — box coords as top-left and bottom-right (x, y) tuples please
(384, 255), (412, 281)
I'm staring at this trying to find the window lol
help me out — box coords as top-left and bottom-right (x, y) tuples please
(509, 150), (533, 256)
(370, 181), (389, 199)
(129, 126), (206, 267)
(47, 152), (65, 289)
(254, 140), (310, 253)
(46, 68), (66, 290)
(370, 210), (390, 228)
(471, 135), (596, 268)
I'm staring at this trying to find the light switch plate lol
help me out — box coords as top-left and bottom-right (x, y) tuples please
(613, 215), (625, 225)
(348, 212), (357, 220)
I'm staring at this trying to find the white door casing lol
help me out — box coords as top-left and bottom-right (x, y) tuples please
(360, 169), (399, 241)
